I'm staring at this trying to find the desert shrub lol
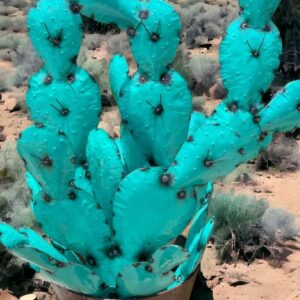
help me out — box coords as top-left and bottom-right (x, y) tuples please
(211, 193), (269, 262)
(0, 0), (27, 10)
(192, 96), (207, 113)
(82, 58), (114, 106)
(82, 58), (108, 88)
(81, 15), (120, 34)
(256, 135), (300, 172)
(209, 77), (227, 99)
(11, 17), (27, 33)
(0, 16), (26, 32)
(172, 46), (193, 87)
(0, 48), (16, 61)
(210, 193), (299, 263)
(77, 45), (89, 66)
(0, 33), (20, 50)
(106, 32), (130, 55)
(0, 6), (19, 16)
(10, 37), (42, 87)
(176, 0), (238, 49)
(0, 69), (12, 92)
(222, 164), (255, 185)
(189, 56), (223, 96)
(262, 207), (300, 242)
(0, 16), (10, 30)
(83, 33), (104, 51)
(0, 142), (33, 228)
(0, 142), (24, 184)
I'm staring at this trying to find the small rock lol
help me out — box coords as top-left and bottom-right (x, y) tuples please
(20, 294), (37, 300)
(254, 189), (262, 193)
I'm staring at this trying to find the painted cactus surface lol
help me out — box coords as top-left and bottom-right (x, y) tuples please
(1, 0), (300, 298)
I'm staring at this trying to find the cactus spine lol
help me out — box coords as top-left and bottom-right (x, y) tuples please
(0, 0), (299, 298)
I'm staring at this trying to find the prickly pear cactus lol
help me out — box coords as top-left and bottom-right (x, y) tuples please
(0, 0), (299, 298)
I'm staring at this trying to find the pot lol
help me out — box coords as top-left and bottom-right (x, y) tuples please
(53, 269), (198, 300)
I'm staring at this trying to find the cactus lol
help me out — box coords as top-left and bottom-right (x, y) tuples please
(0, 0), (299, 298)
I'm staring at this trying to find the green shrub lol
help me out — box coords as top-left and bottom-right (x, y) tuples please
(210, 193), (299, 263)
(210, 193), (269, 263)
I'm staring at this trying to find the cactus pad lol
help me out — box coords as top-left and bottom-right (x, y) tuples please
(86, 129), (124, 224)
(28, 0), (83, 80)
(26, 67), (101, 161)
(110, 55), (192, 166)
(239, 0), (281, 28)
(77, 0), (141, 29)
(176, 218), (214, 281)
(116, 245), (188, 297)
(220, 19), (282, 109)
(17, 126), (77, 200)
(113, 167), (197, 260)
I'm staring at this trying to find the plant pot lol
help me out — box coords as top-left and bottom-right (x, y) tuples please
(53, 269), (198, 300)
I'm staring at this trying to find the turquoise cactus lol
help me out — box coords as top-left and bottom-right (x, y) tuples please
(0, 0), (300, 299)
